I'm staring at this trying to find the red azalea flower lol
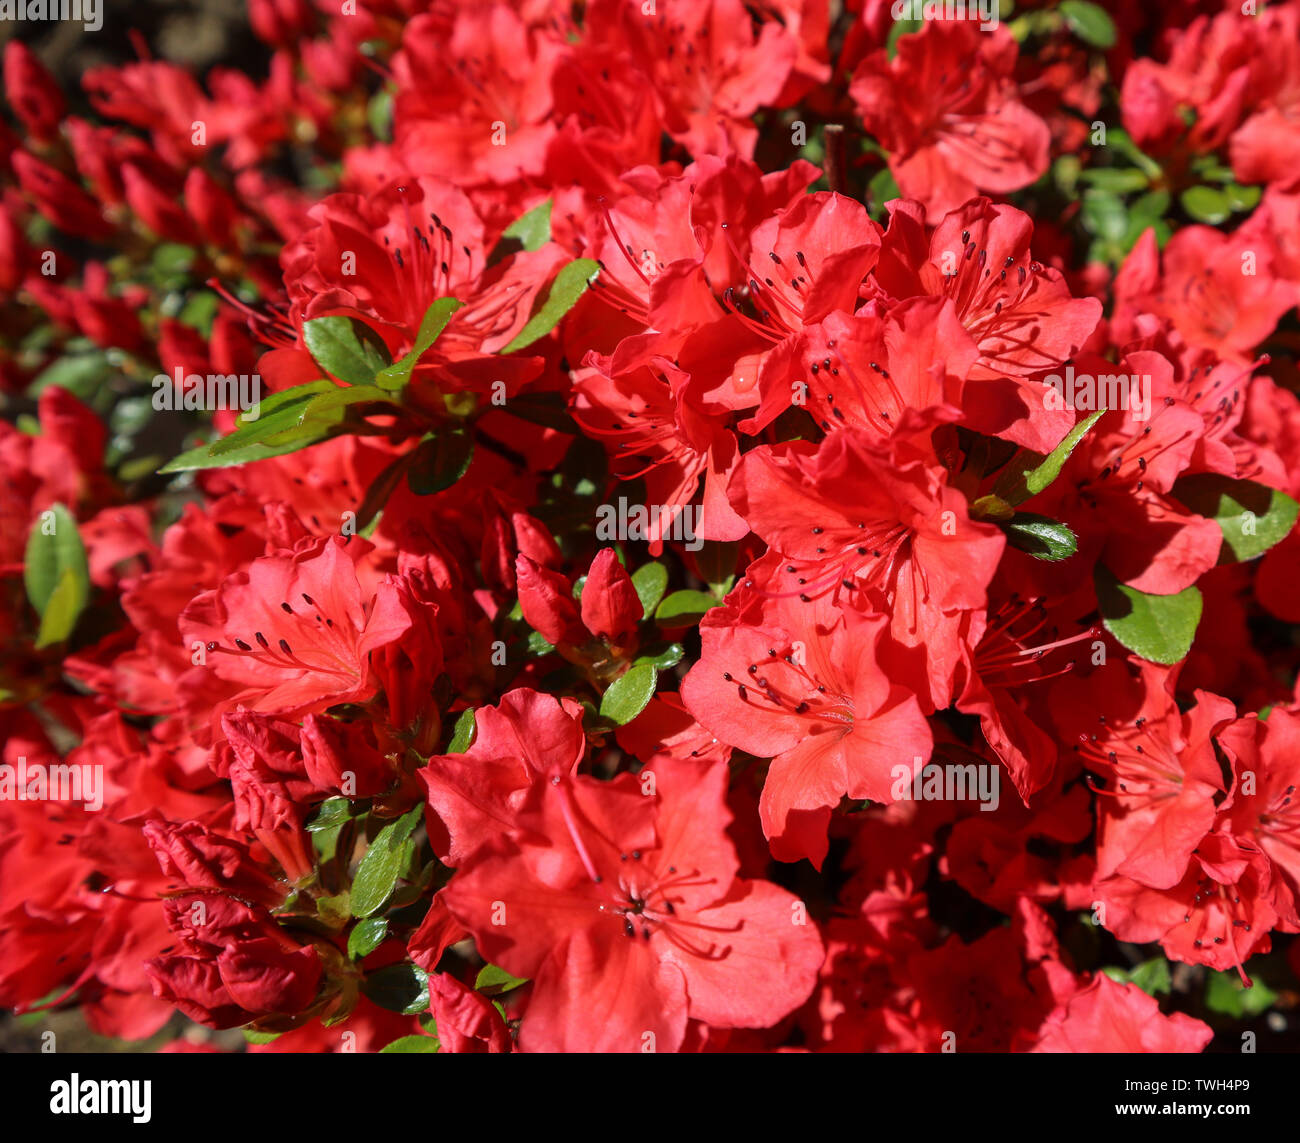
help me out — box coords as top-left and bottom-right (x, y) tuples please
(872, 197), (1101, 451)
(682, 573), (932, 866)
(1031, 973), (1213, 1053)
(442, 752), (823, 1052)
(727, 429), (1006, 661)
(179, 536), (413, 719)
(1217, 706), (1300, 930)
(850, 22), (1050, 219)
(1059, 661), (1232, 890)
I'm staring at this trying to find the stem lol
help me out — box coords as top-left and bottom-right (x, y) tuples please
(823, 124), (848, 197)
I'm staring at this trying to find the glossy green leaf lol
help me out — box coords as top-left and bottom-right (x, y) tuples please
(631, 562), (669, 617)
(362, 963), (429, 1015)
(1172, 474), (1299, 563)
(205, 380), (338, 455)
(502, 200), (552, 252)
(501, 259), (599, 354)
(447, 708), (476, 754)
(34, 568), (86, 647)
(375, 298), (464, 390)
(159, 430), (326, 473)
(406, 429), (474, 495)
(993, 409), (1105, 507)
(24, 504), (89, 630)
(303, 315), (391, 385)
(1060, 0), (1117, 48)
(655, 589), (719, 625)
(347, 917), (389, 960)
(475, 964), (528, 996)
(635, 642), (684, 670)
(599, 663), (658, 725)
(351, 807), (424, 918)
(1095, 566), (1202, 665)
(307, 797), (354, 834)
(379, 1034), (440, 1053)
(1181, 186), (1231, 225)
(1000, 513), (1078, 561)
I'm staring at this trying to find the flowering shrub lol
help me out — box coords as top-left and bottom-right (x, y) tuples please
(3, 0), (1300, 1055)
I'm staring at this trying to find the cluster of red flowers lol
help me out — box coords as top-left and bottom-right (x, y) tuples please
(3, 0), (1300, 1054)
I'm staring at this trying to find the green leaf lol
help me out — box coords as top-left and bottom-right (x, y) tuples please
(655, 589), (719, 625)
(159, 431), (325, 473)
(348, 917), (388, 960)
(375, 298), (464, 390)
(350, 807), (424, 918)
(1095, 566), (1203, 665)
(501, 200), (553, 252)
(1181, 186), (1231, 225)
(287, 383), (401, 429)
(1081, 189), (1127, 243)
(367, 88), (393, 142)
(1102, 958), (1171, 997)
(242, 1029), (282, 1045)
(27, 351), (111, 400)
(303, 316), (391, 385)
(206, 380), (339, 454)
(1001, 513), (1078, 562)
(631, 562), (669, 617)
(1172, 474), (1299, 563)
(307, 797), (354, 833)
(362, 963), (429, 1015)
(1205, 970), (1277, 1018)
(447, 708), (476, 754)
(1060, 0), (1117, 48)
(1108, 127), (1163, 180)
(24, 504), (89, 628)
(1128, 189), (1171, 226)
(501, 259), (600, 354)
(34, 568), (88, 647)
(406, 429), (474, 495)
(1079, 168), (1149, 193)
(1225, 183), (1262, 212)
(475, 964), (528, 996)
(317, 892), (351, 924)
(993, 409), (1106, 507)
(379, 1033), (440, 1053)
(635, 642), (684, 670)
(525, 629), (554, 656)
(599, 663), (658, 725)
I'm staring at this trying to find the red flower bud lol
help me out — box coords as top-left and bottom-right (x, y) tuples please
(3, 43), (65, 144)
(580, 547), (643, 644)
